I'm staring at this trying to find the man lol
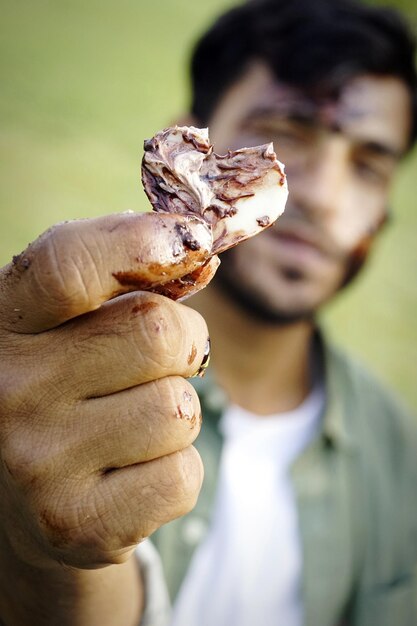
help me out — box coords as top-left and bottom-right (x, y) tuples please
(0, 1), (415, 625)
(150, 2), (417, 625)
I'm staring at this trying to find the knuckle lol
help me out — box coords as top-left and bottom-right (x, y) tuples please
(2, 431), (44, 491)
(0, 373), (59, 490)
(160, 376), (202, 433)
(37, 496), (87, 552)
(134, 296), (184, 371)
(0, 371), (24, 420)
(185, 304), (208, 337)
(1, 419), (68, 498)
(35, 484), (108, 559)
(0, 423), (63, 495)
(0, 359), (67, 432)
(37, 489), (128, 568)
(178, 304), (210, 371)
(159, 448), (202, 514)
(143, 378), (202, 451)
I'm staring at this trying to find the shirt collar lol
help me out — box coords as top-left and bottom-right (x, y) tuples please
(192, 329), (357, 452)
(318, 333), (357, 452)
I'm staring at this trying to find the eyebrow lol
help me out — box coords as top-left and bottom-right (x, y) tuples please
(355, 140), (402, 161)
(245, 106), (317, 125)
(244, 108), (403, 160)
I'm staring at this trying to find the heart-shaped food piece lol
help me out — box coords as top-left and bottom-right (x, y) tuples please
(142, 126), (288, 256)
(136, 125), (288, 300)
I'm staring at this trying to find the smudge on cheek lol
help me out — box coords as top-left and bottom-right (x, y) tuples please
(341, 212), (388, 287)
(342, 233), (374, 286)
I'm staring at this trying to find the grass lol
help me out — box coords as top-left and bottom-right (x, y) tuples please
(0, 0), (416, 414)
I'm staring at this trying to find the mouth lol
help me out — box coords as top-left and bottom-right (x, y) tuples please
(269, 213), (346, 264)
(274, 230), (320, 250)
(269, 224), (328, 265)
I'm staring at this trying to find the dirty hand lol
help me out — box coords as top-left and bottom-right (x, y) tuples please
(0, 212), (210, 571)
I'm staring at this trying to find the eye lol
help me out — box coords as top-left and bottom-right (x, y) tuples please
(354, 159), (389, 184)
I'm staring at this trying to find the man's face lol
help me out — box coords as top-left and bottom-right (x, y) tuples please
(206, 63), (411, 322)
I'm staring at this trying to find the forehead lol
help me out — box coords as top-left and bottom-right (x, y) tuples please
(209, 62), (412, 156)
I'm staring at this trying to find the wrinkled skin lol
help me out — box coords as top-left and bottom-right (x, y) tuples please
(0, 125), (288, 623)
(0, 212), (210, 574)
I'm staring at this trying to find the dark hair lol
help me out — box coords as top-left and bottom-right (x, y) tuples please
(190, 0), (417, 150)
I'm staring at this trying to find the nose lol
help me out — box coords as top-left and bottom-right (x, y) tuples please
(290, 135), (350, 218)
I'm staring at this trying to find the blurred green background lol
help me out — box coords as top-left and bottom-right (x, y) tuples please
(0, 0), (416, 413)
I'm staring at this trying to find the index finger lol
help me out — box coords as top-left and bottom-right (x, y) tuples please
(0, 212), (212, 334)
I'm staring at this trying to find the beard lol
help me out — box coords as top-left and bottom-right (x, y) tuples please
(213, 248), (317, 326)
(210, 192), (389, 326)
(213, 218), (385, 326)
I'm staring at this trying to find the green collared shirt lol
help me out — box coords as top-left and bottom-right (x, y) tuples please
(152, 338), (417, 625)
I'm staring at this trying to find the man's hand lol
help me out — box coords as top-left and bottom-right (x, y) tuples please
(0, 211), (208, 576)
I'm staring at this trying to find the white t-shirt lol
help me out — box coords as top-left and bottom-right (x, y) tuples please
(171, 385), (325, 626)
